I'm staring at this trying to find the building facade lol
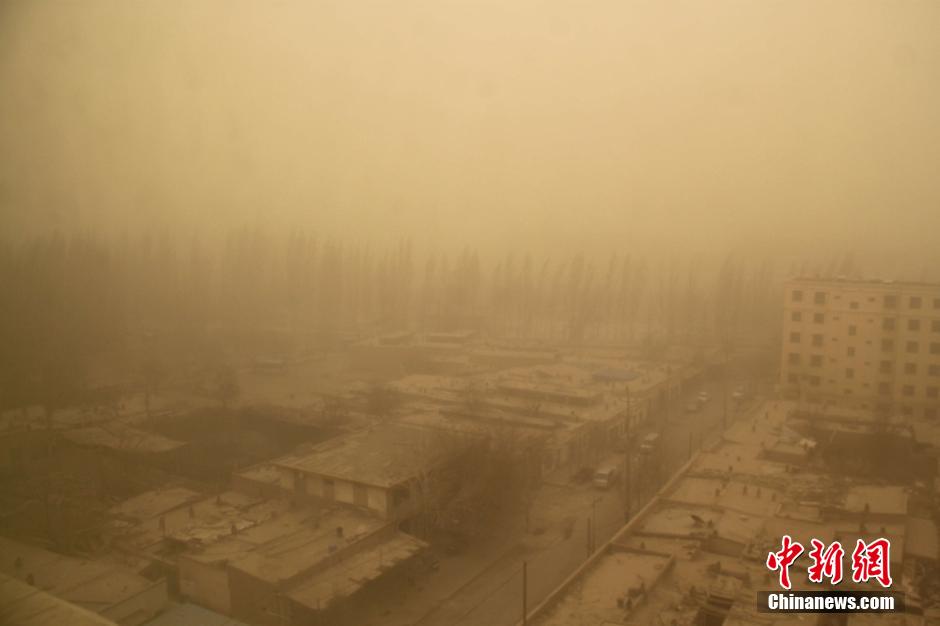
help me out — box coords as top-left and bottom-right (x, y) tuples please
(780, 277), (940, 419)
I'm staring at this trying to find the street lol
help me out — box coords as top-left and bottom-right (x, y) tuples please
(410, 379), (743, 626)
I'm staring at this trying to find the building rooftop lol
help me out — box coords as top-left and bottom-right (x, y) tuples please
(143, 602), (249, 626)
(842, 485), (909, 517)
(286, 532), (426, 610)
(0, 536), (165, 621)
(785, 276), (940, 291)
(108, 490), (282, 557)
(61, 422), (186, 454)
(183, 506), (390, 585)
(537, 549), (672, 626)
(273, 422), (450, 488)
(0, 573), (118, 626)
(109, 486), (203, 523)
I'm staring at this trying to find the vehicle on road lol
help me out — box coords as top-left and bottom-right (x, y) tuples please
(593, 464), (620, 489)
(639, 432), (661, 454)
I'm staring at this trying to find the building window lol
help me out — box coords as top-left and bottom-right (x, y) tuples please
(813, 312), (824, 324)
(928, 387), (939, 399)
(850, 301), (859, 310)
(809, 376), (821, 387)
(909, 319), (921, 332)
(847, 347), (855, 356)
(788, 374), (799, 384)
(882, 339), (894, 352)
(931, 342), (940, 355)
(883, 318), (896, 331)
(934, 298), (940, 310)
(932, 320), (940, 333)
(846, 368), (854, 379)
(926, 407), (938, 420)
(792, 289), (803, 302)
(907, 341), (919, 354)
(791, 311), (802, 322)
(902, 405), (913, 416)
(905, 363), (917, 375)
(788, 353), (800, 365)
(812, 334), (823, 347)
(931, 364), (940, 377)
(790, 332), (801, 343)
(884, 295), (897, 308)
(911, 296), (923, 309)
(903, 385), (915, 397)
(848, 325), (857, 336)
(880, 361), (892, 373)
(878, 382), (891, 395)
(811, 355), (823, 367)
(815, 292), (827, 305)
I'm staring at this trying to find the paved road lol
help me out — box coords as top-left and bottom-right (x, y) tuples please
(414, 380), (747, 626)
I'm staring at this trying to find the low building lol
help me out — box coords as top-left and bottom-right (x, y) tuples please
(141, 602), (249, 626)
(107, 488), (426, 625)
(231, 463), (285, 499)
(272, 423), (452, 520)
(60, 422), (188, 472)
(0, 572), (119, 626)
(176, 505), (424, 625)
(0, 536), (167, 626)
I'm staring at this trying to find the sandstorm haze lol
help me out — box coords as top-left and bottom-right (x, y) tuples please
(4, 4), (940, 625)
(1, 0), (939, 262)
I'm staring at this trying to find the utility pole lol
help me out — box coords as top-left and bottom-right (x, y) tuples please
(722, 338), (731, 429)
(590, 496), (602, 552)
(722, 362), (729, 428)
(623, 390), (632, 522)
(522, 561), (528, 625)
(586, 517), (592, 558)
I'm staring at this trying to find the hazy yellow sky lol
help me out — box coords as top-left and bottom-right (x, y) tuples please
(1, 0), (938, 259)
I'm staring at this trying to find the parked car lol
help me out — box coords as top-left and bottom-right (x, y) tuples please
(697, 391), (710, 403)
(640, 432), (661, 454)
(593, 464), (620, 489)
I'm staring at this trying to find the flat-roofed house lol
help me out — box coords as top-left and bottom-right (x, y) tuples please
(272, 423), (452, 520)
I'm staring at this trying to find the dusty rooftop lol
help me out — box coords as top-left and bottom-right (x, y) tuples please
(0, 573), (119, 626)
(286, 532), (426, 610)
(530, 399), (923, 625)
(61, 422), (187, 453)
(183, 506), (389, 585)
(0, 536), (162, 614)
(273, 422), (452, 488)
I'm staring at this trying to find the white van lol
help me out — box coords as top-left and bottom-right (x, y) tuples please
(640, 432), (661, 454)
(593, 464), (620, 489)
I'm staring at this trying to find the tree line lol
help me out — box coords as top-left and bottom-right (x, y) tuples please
(0, 228), (794, 411)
